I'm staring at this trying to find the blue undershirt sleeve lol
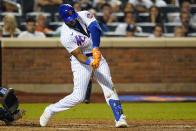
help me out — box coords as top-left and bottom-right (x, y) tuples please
(88, 21), (102, 48)
(85, 59), (91, 65)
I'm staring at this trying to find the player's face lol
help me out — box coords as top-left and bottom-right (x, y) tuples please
(65, 19), (77, 27)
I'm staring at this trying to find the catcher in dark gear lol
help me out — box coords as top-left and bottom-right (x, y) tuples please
(0, 87), (26, 125)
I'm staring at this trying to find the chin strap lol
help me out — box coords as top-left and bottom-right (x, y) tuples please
(109, 99), (124, 121)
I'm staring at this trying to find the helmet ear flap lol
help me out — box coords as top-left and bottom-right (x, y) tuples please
(58, 4), (78, 22)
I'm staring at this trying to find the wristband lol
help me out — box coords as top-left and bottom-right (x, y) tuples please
(85, 59), (91, 65)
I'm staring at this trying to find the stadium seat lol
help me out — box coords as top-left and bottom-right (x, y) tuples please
(103, 31), (125, 37)
(18, 22), (26, 31)
(163, 33), (174, 37)
(167, 12), (180, 22)
(96, 12), (124, 22)
(106, 22), (119, 32)
(160, 6), (180, 14)
(135, 32), (151, 37)
(26, 12), (52, 22)
(48, 22), (63, 31)
(164, 22), (182, 33)
(191, 5), (196, 14)
(137, 12), (149, 23)
(188, 33), (196, 37)
(137, 23), (156, 33)
(160, 6), (180, 22)
(54, 13), (63, 22)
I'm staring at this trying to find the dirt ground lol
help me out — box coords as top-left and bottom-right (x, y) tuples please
(0, 119), (196, 131)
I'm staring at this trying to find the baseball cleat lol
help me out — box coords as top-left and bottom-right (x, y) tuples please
(115, 115), (128, 128)
(40, 107), (52, 127)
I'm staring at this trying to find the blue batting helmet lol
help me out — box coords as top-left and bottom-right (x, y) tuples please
(58, 4), (78, 22)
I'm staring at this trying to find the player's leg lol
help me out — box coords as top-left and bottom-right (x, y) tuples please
(40, 59), (91, 126)
(94, 58), (128, 128)
(0, 107), (14, 122)
(0, 107), (26, 125)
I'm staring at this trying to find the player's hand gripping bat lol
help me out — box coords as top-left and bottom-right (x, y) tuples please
(84, 67), (95, 104)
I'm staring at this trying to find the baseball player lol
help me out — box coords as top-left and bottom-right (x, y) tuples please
(0, 87), (26, 125)
(40, 4), (128, 128)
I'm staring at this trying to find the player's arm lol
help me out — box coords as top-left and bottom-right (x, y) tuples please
(88, 21), (101, 48)
(88, 21), (102, 61)
(71, 48), (99, 68)
(71, 48), (89, 64)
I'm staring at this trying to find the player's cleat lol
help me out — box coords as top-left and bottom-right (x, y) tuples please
(115, 115), (128, 128)
(40, 107), (52, 127)
(4, 109), (26, 125)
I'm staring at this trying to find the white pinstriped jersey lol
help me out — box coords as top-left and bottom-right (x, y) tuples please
(60, 11), (96, 55)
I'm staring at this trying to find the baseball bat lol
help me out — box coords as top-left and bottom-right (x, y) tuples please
(84, 67), (95, 104)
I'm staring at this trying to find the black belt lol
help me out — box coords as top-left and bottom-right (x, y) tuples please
(85, 53), (92, 57)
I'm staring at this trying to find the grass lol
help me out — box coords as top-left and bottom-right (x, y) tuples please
(19, 102), (196, 120)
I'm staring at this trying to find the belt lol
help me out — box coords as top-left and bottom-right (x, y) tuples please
(85, 53), (93, 57)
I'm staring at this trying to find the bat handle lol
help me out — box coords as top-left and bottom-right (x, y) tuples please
(90, 67), (95, 80)
(85, 67), (95, 104)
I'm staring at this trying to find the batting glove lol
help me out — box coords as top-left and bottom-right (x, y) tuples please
(90, 59), (99, 68)
(92, 48), (101, 61)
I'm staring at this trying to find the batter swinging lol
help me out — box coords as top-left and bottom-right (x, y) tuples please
(40, 4), (128, 128)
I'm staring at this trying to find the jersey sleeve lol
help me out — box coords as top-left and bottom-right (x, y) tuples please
(60, 25), (78, 53)
(79, 11), (97, 27)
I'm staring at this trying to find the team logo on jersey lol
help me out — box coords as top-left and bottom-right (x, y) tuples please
(75, 35), (86, 46)
(69, 10), (73, 15)
(86, 13), (93, 19)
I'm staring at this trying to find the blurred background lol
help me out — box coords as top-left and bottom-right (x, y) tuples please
(0, 0), (196, 37)
(0, 0), (196, 103)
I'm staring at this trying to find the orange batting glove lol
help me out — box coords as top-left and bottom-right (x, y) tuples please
(90, 59), (100, 68)
(92, 48), (101, 61)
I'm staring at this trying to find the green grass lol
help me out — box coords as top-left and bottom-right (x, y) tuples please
(19, 102), (196, 120)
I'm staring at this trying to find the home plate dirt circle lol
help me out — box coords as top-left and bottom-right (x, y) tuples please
(0, 119), (196, 131)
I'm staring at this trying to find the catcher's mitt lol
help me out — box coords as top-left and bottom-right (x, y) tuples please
(2, 88), (19, 113)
